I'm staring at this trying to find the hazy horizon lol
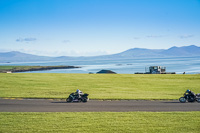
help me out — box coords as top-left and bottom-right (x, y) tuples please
(1, 44), (199, 57)
(0, 0), (200, 56)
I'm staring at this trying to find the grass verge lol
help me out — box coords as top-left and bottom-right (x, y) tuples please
(0, 112), (200, 133)
(0, 73), (200, 99)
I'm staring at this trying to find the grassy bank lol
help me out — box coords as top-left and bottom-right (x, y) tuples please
(0, 73), (200, 99)
(0, 66), (79, 73)
(0, 112), (200, 133)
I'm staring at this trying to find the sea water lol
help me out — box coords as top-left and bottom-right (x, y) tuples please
(1, 56), (200, 74)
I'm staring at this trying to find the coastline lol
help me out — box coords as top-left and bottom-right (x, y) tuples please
(0, 66), (81, 73)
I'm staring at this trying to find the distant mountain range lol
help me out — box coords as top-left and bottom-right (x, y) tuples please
(0, 45), (200, 63)
(113, 45), (200, 58)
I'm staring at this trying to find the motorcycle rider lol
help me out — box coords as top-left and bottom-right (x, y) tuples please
(75, 89), (83, 99)
(185, 89), (195, 99)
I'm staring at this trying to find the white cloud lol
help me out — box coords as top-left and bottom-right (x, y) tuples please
(133, 37), (140, 40)
(16, 37), (37, 42)
(179, 35), (194, 39)
(62, 40), (70, 43)
(146, 35), (163, 38)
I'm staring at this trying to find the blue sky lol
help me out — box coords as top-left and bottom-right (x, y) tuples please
(0, 0), (200, 56)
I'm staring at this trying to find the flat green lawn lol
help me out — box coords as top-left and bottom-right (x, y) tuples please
(0, 73), (200, 99)
(0, 112), (200, 133)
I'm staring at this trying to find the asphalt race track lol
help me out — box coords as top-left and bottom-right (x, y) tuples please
(0, 99), (200, 112)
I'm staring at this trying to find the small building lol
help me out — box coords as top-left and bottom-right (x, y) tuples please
(6, 71), (12, 73)
(135, 66), (175, 74)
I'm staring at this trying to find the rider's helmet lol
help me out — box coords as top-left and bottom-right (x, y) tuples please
(76, 89), (79, 93)
(186, 89), (191, 93)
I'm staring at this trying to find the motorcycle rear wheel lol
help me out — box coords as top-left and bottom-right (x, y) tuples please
(179, 97), (186, 103)
(66, 97), (73, 103)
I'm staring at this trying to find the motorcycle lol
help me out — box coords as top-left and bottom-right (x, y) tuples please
(179, 93), (200, 103)
(66, 93), (89, 103)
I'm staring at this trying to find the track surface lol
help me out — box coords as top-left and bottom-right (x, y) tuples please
(0, 99), (200, 112)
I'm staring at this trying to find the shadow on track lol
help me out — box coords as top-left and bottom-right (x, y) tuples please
(162, 102), (180, 103)
(51, 101), (86, 103)
(51, 101), (67, 103)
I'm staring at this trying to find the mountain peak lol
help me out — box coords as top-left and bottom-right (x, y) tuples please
(184, 45), (199, 49)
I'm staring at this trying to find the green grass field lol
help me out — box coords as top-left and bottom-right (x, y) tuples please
(1, 73), (200, 133)
(0, 66), (46, 72)
(0, 112), (200, 133)
(0, 73), (200, 99)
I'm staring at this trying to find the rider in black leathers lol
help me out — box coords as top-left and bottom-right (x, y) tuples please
(185, 89), (195, 99)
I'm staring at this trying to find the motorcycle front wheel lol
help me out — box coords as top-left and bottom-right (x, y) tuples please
(196, 98), (200, 103)
(179, 97), (186, 103)
(82, 98), (88, 103)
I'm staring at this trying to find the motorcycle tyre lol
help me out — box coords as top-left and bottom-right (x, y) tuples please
(179, 97), (186, 103)
(82, 98), (88, 103)
(196, 98), (200, 103)
(66, 97), (73, 103)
